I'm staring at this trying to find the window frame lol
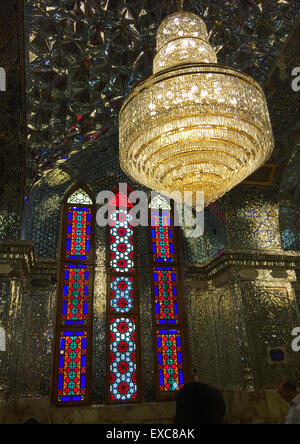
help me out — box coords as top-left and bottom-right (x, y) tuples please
(105, 185), (142, 404)
(148, 198), (192, 401)
(51, 184), (96, 407)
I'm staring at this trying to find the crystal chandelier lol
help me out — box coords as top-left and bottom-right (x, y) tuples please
(119, 11), (274, 207)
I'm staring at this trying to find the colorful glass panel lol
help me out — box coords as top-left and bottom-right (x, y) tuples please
(157, 329), (184, 392)
(109, 317), (137, 401)
(150, 203), (187, 395)
(153, 267), (178, 324)
(151, 211), (174, 262)
(110, 276), (134, 314)
(57, 331), (87, 403)
(62, 265), (89, 325)
(107, 187), (140, 402)
(66, 206), (91, 260)
(110, 209), (134, 273)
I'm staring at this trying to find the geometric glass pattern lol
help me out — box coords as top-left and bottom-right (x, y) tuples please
(157, 330), (184, 392)
(66, 206), (91, 260)
(53, 187), (94, 406)
(57, 331), (87, 403)
(149, 201), (186, 395)
(151, 211), (174, 262)
(154, 267), (178, 324)
(62, 265), (89, 325)
(110, 276), (134, 314)
(110, 209), (134, 273)
(109, 317), (137, 401)
(107, 186), (140, 403)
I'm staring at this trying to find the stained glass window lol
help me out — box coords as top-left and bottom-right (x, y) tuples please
(109, 317), (137, 401)
(107, 186), (141, 402)
(53, 187), (94, 406)
(110, 276), (134, 314)
(157, 330), (184, 392)
(62, 264), (89, 325)
(154, 267), (179, 324)
(110, 209), (134, 273)
(66, 206), (92, 260)
(151, 211), (174, 262)
(57, 331), (87, 403)
(149, 196), (189, 398)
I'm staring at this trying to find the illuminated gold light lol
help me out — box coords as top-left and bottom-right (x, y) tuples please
(119, 11), (274, 206)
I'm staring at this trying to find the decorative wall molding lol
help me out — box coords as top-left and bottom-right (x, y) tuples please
(186, 249), (300, 282)
(0, 241), (57, 280)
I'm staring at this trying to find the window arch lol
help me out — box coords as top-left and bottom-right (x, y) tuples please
(52, 186), (95, 406)
(106, 185), (141, 403)
(149, 194), (191, 399)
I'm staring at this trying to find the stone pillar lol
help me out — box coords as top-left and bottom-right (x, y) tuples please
(0, 241), (33, 401)
(185, 250), (300, 391)
(22, 260), (57, 398)
(0, 241), (57, 401)
(185, 265), (252, 391)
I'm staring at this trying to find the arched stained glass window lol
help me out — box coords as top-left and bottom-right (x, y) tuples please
(52, 186), (95, 406)
(149, 195), (190, 399)
(106, 185), (141, 402)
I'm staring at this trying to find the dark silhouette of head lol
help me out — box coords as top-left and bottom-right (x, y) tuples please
(23, 418), (40, 424)
(278, 379), (297, 403)
(176, 382), (226, 424)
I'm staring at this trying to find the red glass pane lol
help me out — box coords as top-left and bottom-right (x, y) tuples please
(157, 329), (184, 392)
(151, 212), (174, 262)
(57, 331), (87, 403)
(153, 267), (178, 324)
(62, 265), (89, 325)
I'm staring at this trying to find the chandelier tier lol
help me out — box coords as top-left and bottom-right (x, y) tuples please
(119, 11), (274, 207)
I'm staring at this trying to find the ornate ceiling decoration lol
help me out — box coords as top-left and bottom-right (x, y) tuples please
(25, 0), (298, 188)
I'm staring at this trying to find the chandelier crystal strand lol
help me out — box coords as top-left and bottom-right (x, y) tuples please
(119, 11), (274, 207)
